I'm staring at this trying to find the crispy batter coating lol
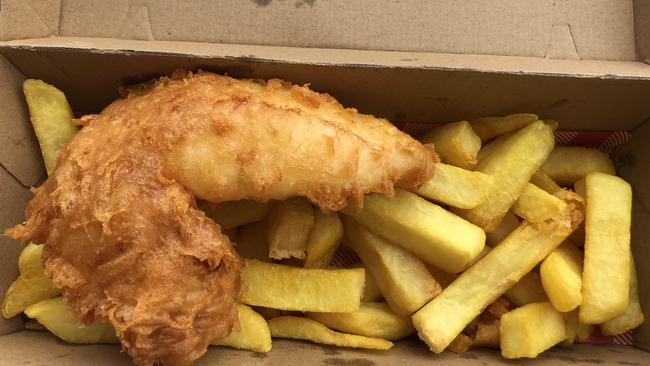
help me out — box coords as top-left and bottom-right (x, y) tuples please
(6, 71), (436, 365)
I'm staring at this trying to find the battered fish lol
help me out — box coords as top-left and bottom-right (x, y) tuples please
(6, 71), (436, 365)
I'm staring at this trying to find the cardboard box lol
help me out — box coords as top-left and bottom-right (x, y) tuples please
(1, 1), (649, 364)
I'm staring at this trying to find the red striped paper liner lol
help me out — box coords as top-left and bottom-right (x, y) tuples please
(332, 123), (634, 345)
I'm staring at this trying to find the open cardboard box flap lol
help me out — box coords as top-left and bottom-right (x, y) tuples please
(1, 1), (650, 365)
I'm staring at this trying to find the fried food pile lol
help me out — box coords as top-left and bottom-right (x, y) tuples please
(6, 71), (436, 365)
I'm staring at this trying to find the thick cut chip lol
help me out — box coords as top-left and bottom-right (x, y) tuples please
(414, 163), (494, 209)
(512, 184), (567, 223)
(24, 297), (118, 344)
(213, 304), (272, 353)
(500, 302), (567, 359)
(342, 189), (485, 273)
(343, 217), (441, 316)
(540, 242), (583, 312)
(241, 259), (364, 312)
(419, 121), (481, 169)
(199, 200), (272, 230)
(23, 79), (78, 174)
(412, 191), (583, 353)
(580, 173), (632, 324)
(470, 113), (538, 142)
(235, 219), (270, 261)
(304, 211), (343, 268)
(504, 272), (548, 307)
(268, 316), (392, 350)
(350, 263), (383, 302)
(307, 302), (413, 341)
(2, 243), (61, 318)
(455, 121), (555, 232)
(267, 197), (315, 260)
(600, 255), (645, 336)
(530, 171), (562, 194)
(540, 147), (616, 186)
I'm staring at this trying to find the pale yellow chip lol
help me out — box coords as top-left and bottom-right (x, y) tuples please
(420, 121), (481, 169)
(213, 304), (272, 353)
(268, 316), (393, 350)
(241, 259), (364, 312)
(540, 242), (583, 312)
(414, 163), (494, 209)
(485, 211), (520, 246)
(580, 173), (632, 324)
(412, 191), (583, 353)
(600, 255), (645, 336)
(343, 217), (441, 316)
(512, 183), (567, 223)
(2, 243), (61, 319)
(342, 189), (485, 273)
(447, 333), (474, 353)
(455, 120), (555, 232)
(24, 297), (118, 344)
(267, 197), (315, 260)
(304, 210), (342, 268)
(307, 302), (414, 341)
(500, 302), (567, 359)
(350, 263), (383, 302)
(530, 171), (562, 194)
(23, 79), (78, 175)
(470, 113), (538, 142)
(504, 272), (548, 307)
(540, 147), (616, 186)
(199, 200), (273, 230)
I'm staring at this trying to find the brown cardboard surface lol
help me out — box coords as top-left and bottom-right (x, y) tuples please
(0, 168), (34, 335)
(0, 55), (46, 187)
(1, 37), (650, 132)
(613, 121), (650, 350)
(635, 0), (650, 63)
(2, 331), (649, 366)
(53, 0), (636, 61)
(0, 0), (60, 41)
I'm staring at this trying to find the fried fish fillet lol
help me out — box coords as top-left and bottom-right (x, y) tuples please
(6, 71), (436, 365)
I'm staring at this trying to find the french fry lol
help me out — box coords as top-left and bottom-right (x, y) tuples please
(411, 191), (583, 353)
(562, 310), (578, 346)
(500, 302), (567, 359)
(414, 163), (494, 209)
(504, 272), (548, 307)
(307, 302), (414, 341)
(199, 200), (272, 230)
(23, 79), (78, 175)
(420, 121), (481, 169)
(455, 121), (555, 231)
(576, 321), (594, 342)
(343, 217), (440, 316)
(512, 183), (567, 222)
(24, 297), (118, 344)
(470, 113), (538, 142)
(540, 242), (583, 312)
(268, 316), (393, 350)
(600, 255), (645, 336)
(530, 171), (562, 194)
(540, 147), (616, 186)
(447, 334), (474, 353)
(473, 321), (500, 348)
(235, 219), (270, 261)
(267, 197), (315, 260)
(543, 119), (560, 131)
(2, 243), (61, 318)
(580, 173), (632, 324)
(485, 211), (519, 246)
(350, 263), (383, 302)
(240, 259), (364, 312)
(213, 304), (272, 353)
(304, 211), (343, 268)
(341, 189), (485, 273)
